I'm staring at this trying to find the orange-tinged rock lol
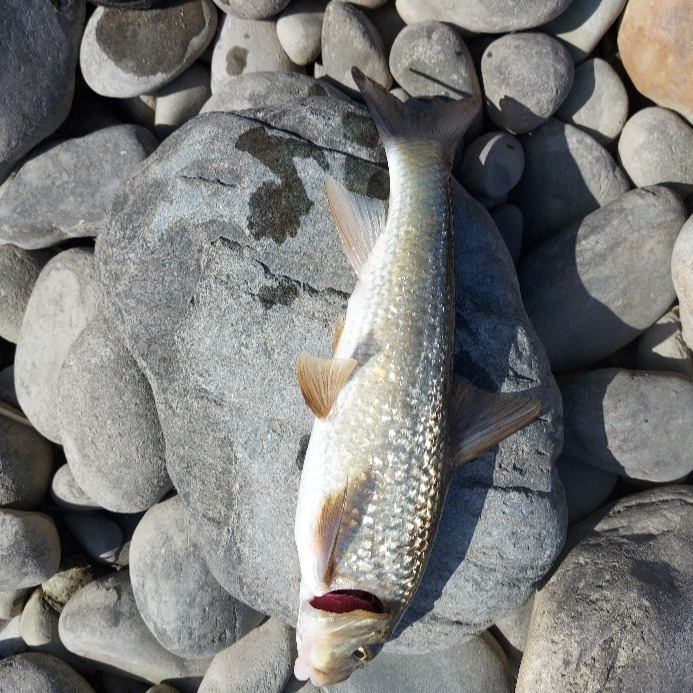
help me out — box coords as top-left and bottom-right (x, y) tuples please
(617, 0), (693, 124)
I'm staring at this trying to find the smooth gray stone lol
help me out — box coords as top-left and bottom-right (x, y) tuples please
(0, 0), (85, 184)
(395, 0), (572, 33)
(59, 571), (210, 690)
(517, 486), (693, 693)
(0, 616), (27, 658)
(555, 454), (618, 524)
(0, 588), (30, 619)
(636, 306), (693, 377)
(276, 0), (326, 66)
(618, 107), (693, 198)
(0, 510), (60, 590)
(559, 368), (693, 482)
(0, 652), (95, 692)
(555, 58), (629, 145)
(58, 316), (171, 513)
(50, 465), (101, 512)
(198, 619), (295, 693)
(511, 119), (630, 250)
(202, 72), (346, 114)
(80, 2), (218, 98)
(95, 100), (565, 652)
(0, 414), (53, 510)
(210, 14), (301, 94)
(493, 595), (534, 654)
(321, 0), (392, 94)
(14, 249), (101, 442)
(0, 125), (158, 249)
(389, 22), (480, 100)
(154, 63), (211, 140)
(673, 215), (693, 349)
(0, 246), (53, 342)
(489, 204), (523, 266)
(64, 512), (126, 566)
(519, 187), (686, 372)
(130, 496), (264, 659)
(481, 32), (574, 135)
(460, 132), (524, 198)
(212, 0), (291, 18)
(323, 632), (512, 693)
(542, 0), (628, 63)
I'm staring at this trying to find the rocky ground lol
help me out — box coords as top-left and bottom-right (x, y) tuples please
(0, 0), (692, 691)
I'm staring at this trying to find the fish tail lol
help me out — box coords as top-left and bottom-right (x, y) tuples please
(351, 67), (480, 158)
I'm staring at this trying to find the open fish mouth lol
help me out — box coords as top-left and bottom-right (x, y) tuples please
(309, 589), (388, 615)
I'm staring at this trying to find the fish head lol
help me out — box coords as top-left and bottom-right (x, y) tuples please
(294, 589), (392, 686)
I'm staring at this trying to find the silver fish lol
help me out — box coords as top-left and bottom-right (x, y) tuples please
(293, 67), (541, 686)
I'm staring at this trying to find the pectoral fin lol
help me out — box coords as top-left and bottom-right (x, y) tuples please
(452, 377), (541, 466)
(314, 483), (348, 585)
(324, 177), (386, 278)
(297, 354), (357, 419)
(332, 314), (346, 355)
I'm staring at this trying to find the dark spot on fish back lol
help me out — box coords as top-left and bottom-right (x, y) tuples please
(226, 46), (248, 76)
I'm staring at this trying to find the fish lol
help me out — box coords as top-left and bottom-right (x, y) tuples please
(293, 67), (541, 687)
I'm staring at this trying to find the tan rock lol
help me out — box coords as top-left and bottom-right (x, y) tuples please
(617, 0), (693, 123)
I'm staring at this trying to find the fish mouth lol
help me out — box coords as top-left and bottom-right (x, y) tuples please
(309, 589), (388, 615)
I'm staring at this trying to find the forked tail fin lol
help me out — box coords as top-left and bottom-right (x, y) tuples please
(351, 66), (481, 156)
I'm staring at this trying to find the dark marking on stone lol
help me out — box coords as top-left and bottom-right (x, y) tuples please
(453, 311), (497, 392)
(340, 111), (380, 149)
(49, 0), (61, 9)
(295, 434), (310, 471)
(308, 83), (327, 97)
(235, 127), (328, 244)
(257, 280), (299, 309)
(226, 46), (248, 76)
(95, 2), (206, 77)
(343, 158), (389, 201)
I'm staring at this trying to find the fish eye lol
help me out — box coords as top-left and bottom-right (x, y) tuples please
(353, 646), (370, 661)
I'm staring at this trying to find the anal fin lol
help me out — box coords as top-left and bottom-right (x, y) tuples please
(297, 354), (357, 419)
(452, 377), (541, 466)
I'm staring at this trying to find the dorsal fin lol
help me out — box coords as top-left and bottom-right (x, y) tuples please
(324, 177), (386, 278)
(297, 354), (357, 419)
(452, 377), (542, 466)
(332, 314), (346, 355)
(314, 482), (348, 585)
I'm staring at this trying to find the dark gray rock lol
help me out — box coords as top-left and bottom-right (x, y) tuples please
(460, 132), (524, 198)
(673, 216), (693, 349)
(0, 246), (53, 342)
(519, 187), (687, 371)
(213, 0), (291, 18)
(489, 204), (523, 266)
(395, 0), (572, 33)
(14, 249), (101, 442)
(80, 1), (218, 98)
(95, 100), (565, 652)
(0, 0), (85, 184)
(276, 0), (326, 66)
(559, 368), (693, 482)
(389, 22), (480, 100)
(64, 512), (127, 566)
(321, 1), (391, 94)
(542, 0), (628, 63)
(482, 33), (574, 134)
(0, 414), (53, 510)
(636, 307), (693, 377)
(0, 510), (60, 590)
(618, 107), (693, 198)
(130, 496), (264, 659)
(510, 119), (629, 250)
(0, 652), (94, 693)
(198, 619), (295, 693)
(58, 316), (171, 513)
(517, 486), (693, 692)
(555, 454), (618, 524)
(59, 571), (210, 690)
(50, 465), (101, 512)
(555, 58), (629, 145)
(0, 125), (158, 249)
(0, 367), (20, 409)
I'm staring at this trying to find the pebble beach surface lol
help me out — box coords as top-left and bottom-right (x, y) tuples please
(0, 1), (691, 691)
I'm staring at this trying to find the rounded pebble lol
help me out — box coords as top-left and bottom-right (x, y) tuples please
(0, 510), (60, 591)
(618, 0), (693, 123)
(65, 512), (126, 567)
(276, 0), (325, 66)
(519, 187), (687, 371)
(321, 0), (392, 94)
(212, 0), (291, 18)
(14, 249), (101, 443)
(460, 132), (524, 198)
(511, 119), (629, 250)
(58, 315), (171, 514)
(50, 465), (101, 512)
(80, 1), (218, 98)
(130, 496), (264, 659)
(489, 204), (523, 267)
(389, 22), (480, 100)
(672, 215), (693, 350)
(0, 246), (53, 343)
(618, 107), (693, 198)
(0, 652), (94, 693)
(636, 306), (693, 377)
(481, 32), (574, 134)
(555, 58), (629, 145)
